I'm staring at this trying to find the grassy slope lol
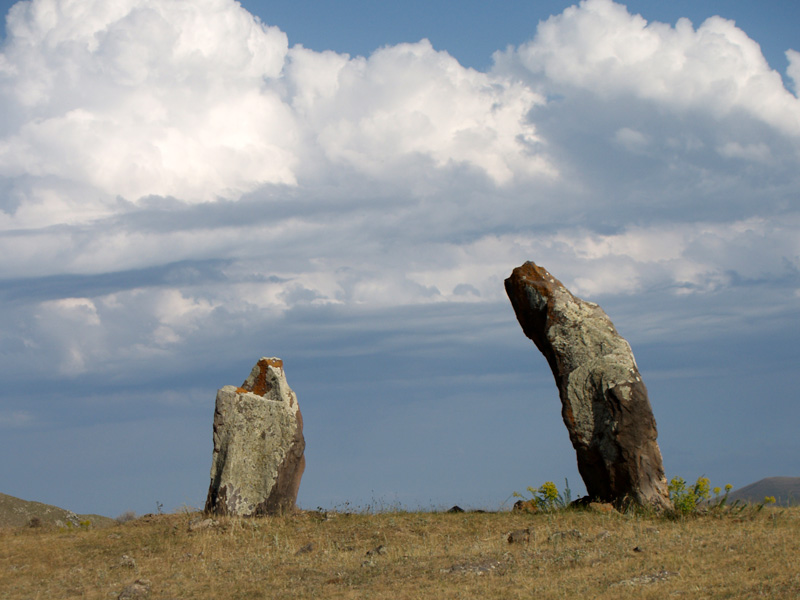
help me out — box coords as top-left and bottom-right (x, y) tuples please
(2, 507), (799, 599)
(728, 477), (800, 506)
(0, 492), (116, 529)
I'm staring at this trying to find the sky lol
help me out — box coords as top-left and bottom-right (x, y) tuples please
(0, 0), (798, 518)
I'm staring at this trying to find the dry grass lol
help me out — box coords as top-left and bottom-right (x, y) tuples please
(2, 506), (799, 599)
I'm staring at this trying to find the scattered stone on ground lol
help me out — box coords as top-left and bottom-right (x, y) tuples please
(507, 528), (530, 544)
(119, 555), (137, 569)
(505, 261), (671, 510)
(334, 541), (355, 552)
(295, 543), (314, 555)
(366, 544), (387, 556)
(612, 570), (678, 586)
(442, 559), (504, 575)
(187, 517), (217, 532)
(588, 502), (616, 513)
(512, 499), (538, 514)
(549, 529), (582, 541)
(117, 578), (151, 599)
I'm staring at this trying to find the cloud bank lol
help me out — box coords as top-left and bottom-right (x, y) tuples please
(1, 0), (799, 513)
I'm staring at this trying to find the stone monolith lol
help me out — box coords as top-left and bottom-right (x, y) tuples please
(205, 357), (305, 516)
(505, 261), (670, 510)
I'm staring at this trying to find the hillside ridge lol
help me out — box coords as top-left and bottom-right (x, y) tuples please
(0, 492), (116, 528)
(728, 477), (800, 506)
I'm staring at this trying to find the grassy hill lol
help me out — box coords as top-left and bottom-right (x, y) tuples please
(2, 505), (799, 599)
(0, 492), (116, 529)
(728, 477), (800, 506)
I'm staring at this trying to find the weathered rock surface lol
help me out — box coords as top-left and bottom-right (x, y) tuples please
(205, 357), (305, 516)
(505, 261), (670, 510)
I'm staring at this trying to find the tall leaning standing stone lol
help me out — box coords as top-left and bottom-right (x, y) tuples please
(205, 357), (305, 516)
(505, 261), (670, 510)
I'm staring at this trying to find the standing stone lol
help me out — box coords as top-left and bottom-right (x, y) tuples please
(505, 261), (670, 510)
(205, 357), (305, 516)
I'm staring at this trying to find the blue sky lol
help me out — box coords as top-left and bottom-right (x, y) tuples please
(1, 0), (798, 517)
(235, 1), (800, 74)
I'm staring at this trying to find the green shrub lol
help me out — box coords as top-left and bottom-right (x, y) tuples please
(513, 479), (572, 512)
(669, 476), (710, 515)
(668, 476), (740, 516)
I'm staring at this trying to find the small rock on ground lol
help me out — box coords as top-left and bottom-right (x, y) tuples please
(613, 570), (678, 586)
(442, 560), (503, 575)
(118, 579), (151, 599)
(588, 502), (616, 513)
(295, 543), (314, 555)
(188, 518), (218, 532)
(512, 500), (538, 514)
(549, 529), (582, 541)
(507, 528), (531, 544)
(366, 544), (387, 556)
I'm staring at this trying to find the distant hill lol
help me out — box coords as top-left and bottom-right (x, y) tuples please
(0, 492), (116, 528)
(727, 477), (800, 507)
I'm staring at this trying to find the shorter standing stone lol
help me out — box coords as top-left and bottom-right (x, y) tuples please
(205, 358), (305, 516)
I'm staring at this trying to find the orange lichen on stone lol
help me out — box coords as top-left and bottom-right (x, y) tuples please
(513, 261), (559, 302)
(263, 358), (284, 370)
(235, 387), (249, 394)
(241, 358), (282, 396)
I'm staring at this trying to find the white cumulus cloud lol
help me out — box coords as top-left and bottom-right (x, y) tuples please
(286, 40), (553, 185)
(0, 0), (295, 205)
(0, 0), (552, 217)
(495, 0), (800, 136)
(0, 0), (798, 380)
